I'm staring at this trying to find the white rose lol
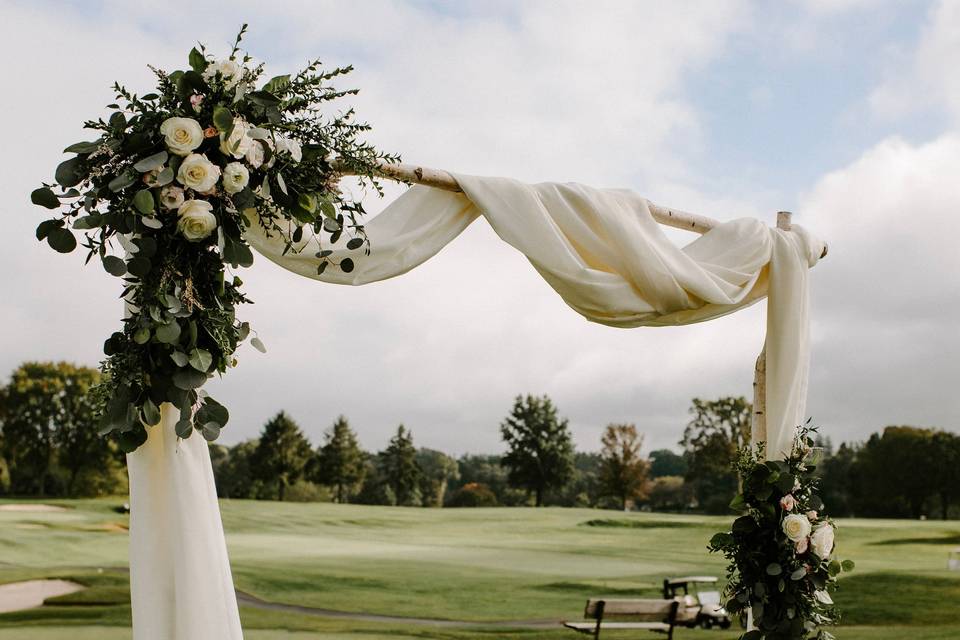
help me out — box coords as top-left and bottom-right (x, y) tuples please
(176, 153), (221, 192)
(220, 118), (253, 159)
(275, 136), (302, 163)
(810, 524), (835, 560)
(222, 162), (249, 194)
(782, 513), (812, 542)
(245, 139), (266, 168)
(177, 199), (217, 242)
(159, 117), (204, 156)
(160, 185), (185, 210)
(202, 58), (242, 89)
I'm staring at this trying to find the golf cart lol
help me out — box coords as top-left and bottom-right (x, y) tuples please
(662, 576), (732, 630)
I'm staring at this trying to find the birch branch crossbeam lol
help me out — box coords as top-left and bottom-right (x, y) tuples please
(341, 161), (719, 234)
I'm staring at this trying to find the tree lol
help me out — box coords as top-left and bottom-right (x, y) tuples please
(817, 442), (858, 517)
(648, 449), (687, 478)
(0, 361), (120, 497)
(380, 425), (422, 506)
(854, 426), (937, 518)
(647, 476), (690, 512)
(453, 454), (529, 506)
(315, 416), (366, 503)
(250, 411), (313, 501)
(212, 439), (260, 499)
(931, 430), (960, 520)
(680, 396), (751, 514)
(447, 482), (498, 507)
(416, 448), (459, 507)
(599, 424), (650, 510)
(500, 394), (575, 507)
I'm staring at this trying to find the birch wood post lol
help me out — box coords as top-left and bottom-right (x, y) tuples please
(747, 210), (792, 633)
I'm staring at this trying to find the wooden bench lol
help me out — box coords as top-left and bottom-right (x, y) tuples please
(563, 598), (680, 639)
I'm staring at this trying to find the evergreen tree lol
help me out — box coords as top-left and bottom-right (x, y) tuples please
(250, 411), (313, 501)
(380, 425), (422, 506)
(500, 394), (575, 506)
(599, 423), (650, 510)
(316, 415), (367, 503)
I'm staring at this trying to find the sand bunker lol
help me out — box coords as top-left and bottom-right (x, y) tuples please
(0, 504), (67, 513)
(0, 580), (84, 613)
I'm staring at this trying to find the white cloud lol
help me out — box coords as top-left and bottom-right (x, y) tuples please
(802, 134), (960, 441)
(869, 0), (960, 123)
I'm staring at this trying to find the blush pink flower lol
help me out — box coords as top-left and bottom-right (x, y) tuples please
(190, 94), (204, 110)
(795, 537), (809, 554)
(780, 494), (796, 512)
(806, 510), (818, 521)
(203, 126), (218, 138)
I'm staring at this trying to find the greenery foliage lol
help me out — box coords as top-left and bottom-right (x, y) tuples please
(709, 424), (855, 640)
(682, 396), (752, 513)
(598, 423), (650, 510)
(313, 415), (366, 503)
(500, 394), (575, 506)
(30, 26), (395, 452)
(0, 362), (125, 497)
(250, 411), (313, 501)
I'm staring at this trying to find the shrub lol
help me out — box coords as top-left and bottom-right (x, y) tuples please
(447, 482), (498, 507)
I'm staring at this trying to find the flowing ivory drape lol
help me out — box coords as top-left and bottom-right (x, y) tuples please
(127, 173), (823, 640)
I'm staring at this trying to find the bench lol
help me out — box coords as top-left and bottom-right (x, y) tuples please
(563, 598), (681, 639)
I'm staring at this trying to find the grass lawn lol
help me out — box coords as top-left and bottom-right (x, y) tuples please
(2, 498), (959, 639)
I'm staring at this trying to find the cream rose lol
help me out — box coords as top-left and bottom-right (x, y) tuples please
(810, 524), (835, 559)
(177, 153), (221, 192)
(220, 118), (253, 159)
(245, 139), (265, 168)
(275, 136), (302, 163)
(160, 185), (185, 210)
(159, 117), (204, 156)
(780, 494), (796, 512)
(222, 162), (249, 194)
(177, 199), (217, 241)
(782, 513), (812, 542)
(202, 58), (242, 89)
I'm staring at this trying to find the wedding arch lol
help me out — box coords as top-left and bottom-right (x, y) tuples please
(29, 31), (840, 640)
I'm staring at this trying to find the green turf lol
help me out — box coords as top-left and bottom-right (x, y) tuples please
(2, 498), (959, 639)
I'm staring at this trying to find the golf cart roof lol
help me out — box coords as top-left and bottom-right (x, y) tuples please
(666, 576), (718, 585)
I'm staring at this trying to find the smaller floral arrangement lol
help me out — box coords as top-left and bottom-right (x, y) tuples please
(709, 424), (854, 640)
(31, 26), (396, 452)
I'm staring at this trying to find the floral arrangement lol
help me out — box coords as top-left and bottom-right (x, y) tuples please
(31, 26), (396, 452)
(709, 424), (855, 640)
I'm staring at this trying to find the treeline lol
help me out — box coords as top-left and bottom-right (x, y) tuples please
(1, 361), (958, 519)
(209, 396), (673, 509)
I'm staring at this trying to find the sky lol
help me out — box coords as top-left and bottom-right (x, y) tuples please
(1, 0), (958, 456)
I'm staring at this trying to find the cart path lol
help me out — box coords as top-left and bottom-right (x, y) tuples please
(235, 590), (560, 629)
(0, 580), (84, 614)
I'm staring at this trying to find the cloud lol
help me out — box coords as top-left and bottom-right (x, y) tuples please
(869, 0), (960, 123)
(802, 134), (960, 442)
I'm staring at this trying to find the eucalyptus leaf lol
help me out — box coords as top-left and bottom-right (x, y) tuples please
(35, 219), (62, 241)
(765, 563), (783, 576)
(189, 47), (207, 73)
(175, 419), (194, 439)
(155, 321), (181, 344)
(188, 348), (213, 372)
(172, 368), (207, 390)
(141, 216), (163, 230)
(200, 422), (221, 441)
(250, 336), (266, 353)
(213, 105), (234, 132)
(133, 327), (150, 344)
(170, 351), (189, 367)
(141, 398), (162, 426)
(47, 227), (76, 253)
(108, 171), (137, 192)
(31, 187), (60, 209)
(127, 256), (152, 278)
(133, 151), (168, 172)
(155, 166), (175, 186)
(55, 157), (84, 188)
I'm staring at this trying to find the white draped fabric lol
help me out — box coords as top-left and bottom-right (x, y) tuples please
(127, 173), (823, 640)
